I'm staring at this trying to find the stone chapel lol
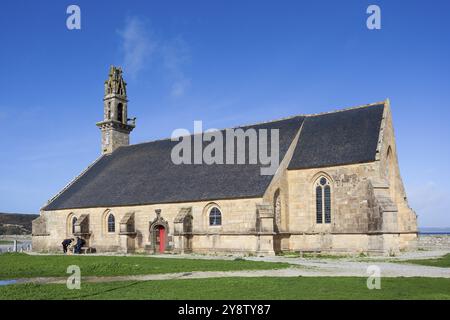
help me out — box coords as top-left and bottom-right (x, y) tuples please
(32, 66), (418, 255)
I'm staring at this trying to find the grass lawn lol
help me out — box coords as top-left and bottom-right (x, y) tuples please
(0, 253), (290, 280)
(1, 277), (449, 300)
(401, 254), (450, 268)
(0, 240), (13, 245)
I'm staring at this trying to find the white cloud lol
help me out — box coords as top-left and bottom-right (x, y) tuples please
(161, 37), (191, 97)
(117, 17), (191, 96)
(118, 17), (156, 79)
(170, 78), (191, 97)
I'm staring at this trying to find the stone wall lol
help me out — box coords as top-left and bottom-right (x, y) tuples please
(418, 235), (450, 250)
(33, 197), (266, 254)
(286, 163), (378, 234)
(259, 102), (417, 255)
(101, 126), (130, 154)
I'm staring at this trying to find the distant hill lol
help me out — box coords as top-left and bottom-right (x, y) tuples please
(0, 212), (39, 235)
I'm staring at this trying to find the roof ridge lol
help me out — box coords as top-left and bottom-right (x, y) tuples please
(118, 114), (305, 149)
(305, 100), (387, 117)
(118, 100), (387, 150)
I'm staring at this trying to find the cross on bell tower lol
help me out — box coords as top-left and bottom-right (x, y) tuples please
(96, 66), (136, 154)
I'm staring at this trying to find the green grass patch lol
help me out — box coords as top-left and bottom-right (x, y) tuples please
(401, 254), (450, 268)
(0, 240), (13, 245)
(0, 253), (290, 280)
(1, 277), (449, 300)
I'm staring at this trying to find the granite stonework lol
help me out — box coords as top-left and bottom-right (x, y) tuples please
(32, 67), (418, 256)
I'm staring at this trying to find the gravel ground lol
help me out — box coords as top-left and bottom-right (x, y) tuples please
(6, 249), (449, 285)
(11, 262), (450, 285)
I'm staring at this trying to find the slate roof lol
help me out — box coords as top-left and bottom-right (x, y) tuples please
(288, 103), (385, 170)
(43, 116), (305, 210)
(43, 102), (385, 211)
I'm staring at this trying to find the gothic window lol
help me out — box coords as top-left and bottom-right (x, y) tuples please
(108, 214), (115, 233)
(117, 103), (123, 123)
(315, 176), (331, 224)
(107, 102), (111, 120)
(72, 217), (77, 234)
(209, 207), (222, 226)
(324, 185), (331, 223)
(316, 186), (322, 223)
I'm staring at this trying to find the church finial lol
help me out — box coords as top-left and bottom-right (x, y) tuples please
(97, 66), (135, 155)
(105, 65), (127, 97)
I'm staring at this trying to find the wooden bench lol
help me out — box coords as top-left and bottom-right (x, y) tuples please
(69, 246), (95, 254)
(80, 247), (95, 254)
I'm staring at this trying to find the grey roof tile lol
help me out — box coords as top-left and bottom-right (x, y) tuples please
(288, 103), (385, 170)
(43, 116), (304, 210)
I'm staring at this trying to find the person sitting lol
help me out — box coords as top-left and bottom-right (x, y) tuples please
(62, 238), (74, 254)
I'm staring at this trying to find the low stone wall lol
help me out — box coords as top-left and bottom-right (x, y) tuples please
(0, 239), (32, 254)
(418, 235), (450, 250)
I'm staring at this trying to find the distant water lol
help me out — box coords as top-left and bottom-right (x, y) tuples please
(419, 227), (450, 235)
(419, 232), (450, 235)
(0, 280), (17, 286)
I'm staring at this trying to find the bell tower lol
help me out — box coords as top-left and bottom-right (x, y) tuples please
(96, 66), (135, 154)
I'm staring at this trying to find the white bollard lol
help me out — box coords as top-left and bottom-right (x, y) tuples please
(13, 240), (18, 252)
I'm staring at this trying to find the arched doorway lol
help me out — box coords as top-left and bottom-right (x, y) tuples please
(149, 210), (169, 254)
(154, 225), (166, 253)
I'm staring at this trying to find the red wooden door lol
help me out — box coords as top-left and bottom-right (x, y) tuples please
(159, 227), (165, 253)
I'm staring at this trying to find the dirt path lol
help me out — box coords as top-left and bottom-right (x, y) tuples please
(11, 256), (450, 285)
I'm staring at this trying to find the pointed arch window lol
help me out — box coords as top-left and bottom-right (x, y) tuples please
(72, 217), (77, 234)
(108, 214), (116, 233)
(315, 177), (331, 224)
(209, 207), (222, 226)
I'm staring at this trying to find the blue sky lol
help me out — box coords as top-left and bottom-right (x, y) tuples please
(0, 0), (449, 227)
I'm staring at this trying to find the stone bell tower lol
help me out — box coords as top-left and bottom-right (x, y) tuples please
(96, 66), (135, 154)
